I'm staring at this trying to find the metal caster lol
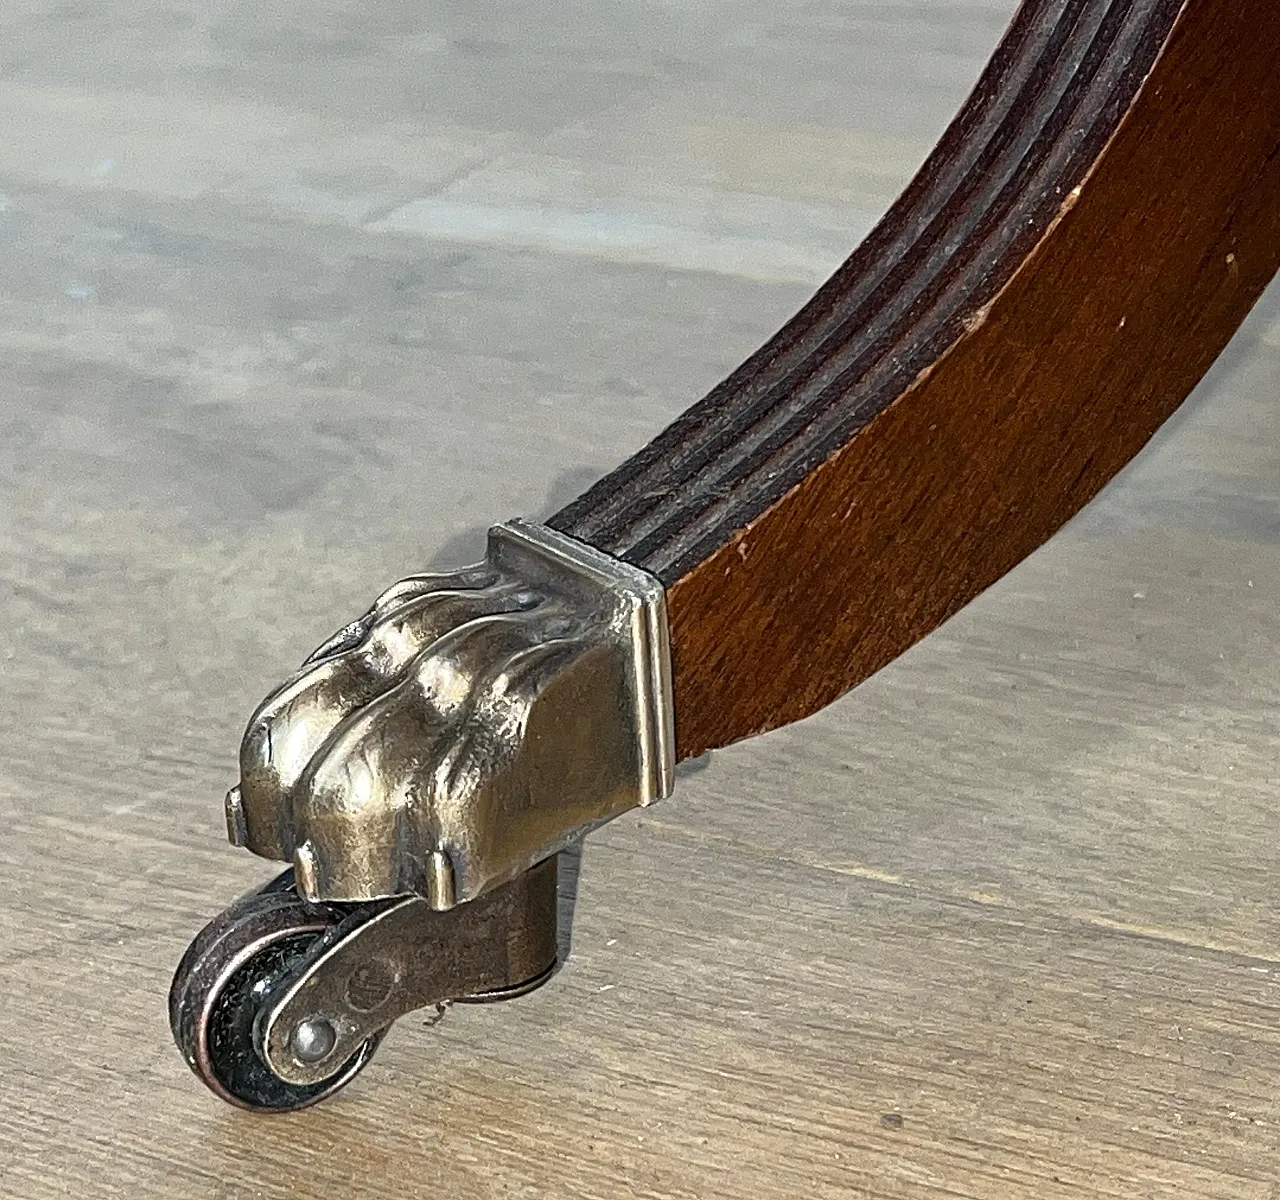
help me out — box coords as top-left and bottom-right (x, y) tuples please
(171, 521), (674, 1109)
(170, 858), (558, 1112)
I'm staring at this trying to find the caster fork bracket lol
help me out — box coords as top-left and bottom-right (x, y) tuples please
(258, 856), (559, 1086)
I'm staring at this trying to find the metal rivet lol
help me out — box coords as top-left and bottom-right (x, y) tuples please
(290, 1017), (337, 1064)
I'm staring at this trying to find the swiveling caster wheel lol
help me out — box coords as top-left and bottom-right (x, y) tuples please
(170, 858), (559, 1112)
(167, 874), (384, 1112)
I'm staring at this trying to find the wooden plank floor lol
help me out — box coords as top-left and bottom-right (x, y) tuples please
(3, 1), (1280, 1196)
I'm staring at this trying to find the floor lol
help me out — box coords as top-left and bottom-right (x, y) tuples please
(2, 1), (1280, 1197)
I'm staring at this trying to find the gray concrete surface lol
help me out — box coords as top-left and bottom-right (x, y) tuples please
(2, 1), (1280, 1197)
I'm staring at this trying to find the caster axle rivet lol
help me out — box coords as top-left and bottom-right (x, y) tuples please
(291, 1017), (337, 1064)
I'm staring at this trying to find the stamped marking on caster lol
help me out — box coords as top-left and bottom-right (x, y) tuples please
(344, 957), (400, 1013)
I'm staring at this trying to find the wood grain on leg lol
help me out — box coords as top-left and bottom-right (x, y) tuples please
(551, 0), (1280, 757)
